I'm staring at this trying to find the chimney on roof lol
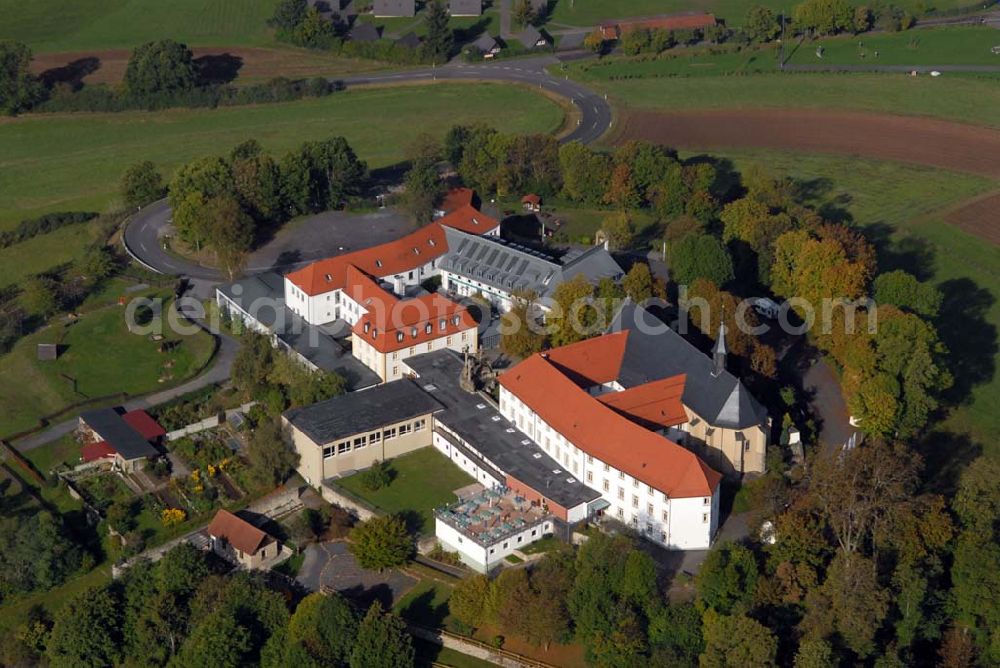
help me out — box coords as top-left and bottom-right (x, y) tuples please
(712, 321), (728, 377)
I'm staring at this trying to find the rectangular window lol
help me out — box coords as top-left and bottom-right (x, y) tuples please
(399, 424), (411, 436)
(462, 332), (468, 341)
(602, 480), (609, 492)
(414, 419), (426, 431)
(662, 510), (668, 522)
(703, 513), (709, 523)
(632, 478), (638, 488)
(370, 432), (381, 444)
(338, 441), (350, 454)
(384, 428), (397, 440)
(447, 336), (453, 345)
(618, 471), (625, 480)
(353, 436), (366, 449)
(586, 471), (593, 483)
(632, 495), (639, 508)
(703, 497), (710, 506)
(323, 446), (335, 458)
(647, 503), (654, 515)
(392, 366), (398, 376)
(617, 508), (624, 519)
(604, 463), (610, 473)
(617, 488), (624, 500)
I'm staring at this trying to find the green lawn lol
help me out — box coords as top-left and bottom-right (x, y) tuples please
(394, 577), (456, 628)
(0, 0), (279, 53)
(700, 149), (1000, 456)
(0, 298), (216, 439)
(21, 434), (81, 475)
(0, 564), (112, 634)
(569, 62), (1000, 128)
(0, 84), (562, 233)
(786, 26), (1000, 66)
(336, 448), (475, 535)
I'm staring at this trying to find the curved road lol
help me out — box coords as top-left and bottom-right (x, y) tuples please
(124, 54), (612, 280)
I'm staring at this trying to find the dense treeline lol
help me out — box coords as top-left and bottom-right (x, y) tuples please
(0, 212), (97, 250)
(162, 135), (367, 278)
(0, 38), (335, 116)
(0, 543), (416, 667)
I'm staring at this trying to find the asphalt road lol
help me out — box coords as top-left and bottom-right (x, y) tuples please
(123, 53), (613, 280)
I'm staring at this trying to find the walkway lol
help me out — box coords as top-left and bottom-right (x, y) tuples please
(12, 298), (237, 453)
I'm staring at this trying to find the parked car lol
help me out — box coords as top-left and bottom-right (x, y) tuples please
(752, 297), (781, 319)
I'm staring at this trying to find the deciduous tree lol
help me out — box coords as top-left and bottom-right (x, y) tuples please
(349, 515), (413, 571)
(0, 41), (44, 114)
(121, 161), (166, 209)
(124, 39), (198, 97)
(246, 416), (299, 488)
(350, 602), (414, 668)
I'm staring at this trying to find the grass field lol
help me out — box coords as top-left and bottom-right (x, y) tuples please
(786, 26), (1000, 66)
(0, 0), (279, 53)
(0, 84), (561, 231)
(336, 448), (474, 535)
(0, 298), (216, 439)
(698, 149), (1000, 455)
(573, 67), (1000, 128)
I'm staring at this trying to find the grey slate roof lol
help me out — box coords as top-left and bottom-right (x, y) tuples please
(284, 380), (443, 445)
(449, 0), (482, 15)
(439, 227), (622, 301)
(80, 409), (159, 461)
(395, 31), (421, 48)
(350, 22), (381, 42)
(404, 350), (602, 510)
(472, 33), (498, 52)
(610, 301), (768, 430)
(216, 273), (381, 390)
(372, 0), (415, 16)
(515, 25), (546, 48)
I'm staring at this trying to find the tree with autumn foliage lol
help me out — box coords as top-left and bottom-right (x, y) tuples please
(603, 162), (641, 210)
(599, 211), (634, 250)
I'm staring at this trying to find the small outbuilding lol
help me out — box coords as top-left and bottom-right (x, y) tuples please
(395, 31), (422, 49)
(78, 408), (165, 473)
(515, 25), (549, 49)
(207, 509), (281, 570)
(372, 0), (416, 17)
(521, 194), (542, 212)
(351, 22), (381, 42)
(449, 0), (482, 16)
(470, 33), (501, 58)
(37, 343), (59, 361)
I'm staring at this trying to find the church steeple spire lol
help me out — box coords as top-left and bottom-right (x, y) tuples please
(712, 321), (727, 377)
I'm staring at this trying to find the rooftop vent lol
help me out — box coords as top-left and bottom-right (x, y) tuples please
(423, 384), (437, 392)
(566, 478), (576, 484)
(491, 415), (502, 422)
(521, 439), (531, 445)
(506, 428), (516, 434)
(476, 403), (486, 410)
(552, 469), (561, 475)
(533, 453), (542, 459)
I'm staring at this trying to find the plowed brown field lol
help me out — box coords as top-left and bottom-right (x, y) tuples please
(616, 109), (1000, 179)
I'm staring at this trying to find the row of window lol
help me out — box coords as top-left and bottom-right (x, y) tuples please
(321, 419), (427, 458)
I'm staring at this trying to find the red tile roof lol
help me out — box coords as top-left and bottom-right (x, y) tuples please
(522, 194), (541, 205)
(437, 205), (500, 235)
(499, 344), (721, 498)
(541, 331), (630, 387)
(81, 440), (116, 462)
(285, 223), (449, 296)
(354, 292), (477, 354)
(207, 509), (273, 555)
(440, 187), (475, 214)
(601, 13), (717, 37)
(598, 374), (688, 430)
(122, 410), (166, 441)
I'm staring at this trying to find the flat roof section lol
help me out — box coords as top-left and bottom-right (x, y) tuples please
(404, 350), (602, 511)
(284, 379), (444, 446)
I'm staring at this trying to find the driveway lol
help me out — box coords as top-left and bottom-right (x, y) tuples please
(297, 541), (416, 609)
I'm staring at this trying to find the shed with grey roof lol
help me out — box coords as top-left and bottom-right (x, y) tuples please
(515, 25), (548, 49)
(449, 0), (482, 15)
(372, 0), (415, 16)
(80, 409), (160, 462)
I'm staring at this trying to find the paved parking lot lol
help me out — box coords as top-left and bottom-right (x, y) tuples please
(297, 541), (416, 609)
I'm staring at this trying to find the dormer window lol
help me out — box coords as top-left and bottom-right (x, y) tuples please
(396, 332), (404, 342)
(413, 247), (420, 255)
(364, 322), (370, 333)
(425, 323), (432, 335)
(325, 273), (332, 281)
(428, 239), (436, 247)
(372, 328), (378, 338)
(452, 315), (460, 326)
(439, 319), (446, 331)
(411, 327), (418, 338)
(375, 260), (383, 268)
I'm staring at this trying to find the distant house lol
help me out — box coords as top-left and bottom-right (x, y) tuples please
(351, 22), (381, 42)
(521, 193), (542, 212)
(434, 187), (478, 217)
(79, 408), (165, 473)
(207, 509), (281, 570)
(515, 25), (549, 49)
(470, 33), (501, 58)
(396, 31), (421, 49)
(372, 0), (415, 17)
(449, 0), (482, 16)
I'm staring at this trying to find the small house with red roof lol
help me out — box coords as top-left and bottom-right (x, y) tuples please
(207, 509), (281, 569)
(599, 12), (717, 40)
(521, 194), (542, 213)
(79, 408), (165, 473)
